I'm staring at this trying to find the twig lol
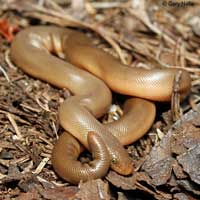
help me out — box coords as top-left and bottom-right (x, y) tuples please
(7, 113), (23, 140)
(127, 1), (175, 45)
(5, 49), (17, 69)
(127, 0), (200, 65)
(45, 0), (64, 12)
(20, 103), (42, 113)
(32, 157), (50, 174)
(35, 94), (50, 111)
(94, 27), (127, 64)
(29, 2), (88, 27)
(0, 64), (10, 82)
(9, 1), (128, 64)
(39, 135), (54, 147)
(189, 95), (199, 112)
(51, 121), (58, 139)
(171, 70), (183, 121)
(90, 1), (123, 9)
(11, 154), (30, 165)
(38, 0), (45, 7)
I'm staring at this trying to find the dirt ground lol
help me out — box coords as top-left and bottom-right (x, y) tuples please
(0, 0), (200, 199)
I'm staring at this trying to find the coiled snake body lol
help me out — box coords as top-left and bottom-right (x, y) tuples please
(10, 26), (191, 184)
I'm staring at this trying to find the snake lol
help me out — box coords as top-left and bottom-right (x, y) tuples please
(10, 26), (191, 184)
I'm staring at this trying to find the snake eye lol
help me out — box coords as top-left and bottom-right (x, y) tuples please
(111, 156), (118, 164)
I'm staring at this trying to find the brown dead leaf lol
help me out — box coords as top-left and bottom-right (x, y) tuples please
(177, 144), (200, 185)
(75, 179), (110, 200)
(106, 171), (172, 200)
(40, 186), (78, 200)
(142, 103), (200, 195)
(176, 180), (200, 196)
(172, 160), (187, 180)
(0, 170), (33, 186)
(0, 19), (18, 42)
(174, 192), (197, 200)
(16, 189), (40, 200)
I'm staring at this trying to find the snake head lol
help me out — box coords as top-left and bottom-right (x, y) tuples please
(109, 146), (133, 175)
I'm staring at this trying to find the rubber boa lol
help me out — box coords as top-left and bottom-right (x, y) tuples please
(10, 26), (191, 184)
